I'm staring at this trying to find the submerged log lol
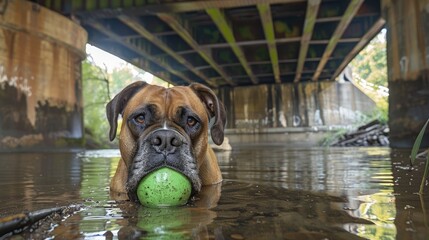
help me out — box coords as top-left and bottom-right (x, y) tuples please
(0, 205), (81, 238)
(0, 207), (63, 237)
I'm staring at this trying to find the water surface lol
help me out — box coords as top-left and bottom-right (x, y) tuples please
(0, 147), (428, 239)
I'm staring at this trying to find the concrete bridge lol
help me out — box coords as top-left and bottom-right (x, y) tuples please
(0, 0), (428, 149)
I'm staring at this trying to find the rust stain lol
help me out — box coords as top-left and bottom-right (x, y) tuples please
(2, 29), (15, 61)
(0, 0), (87, 149)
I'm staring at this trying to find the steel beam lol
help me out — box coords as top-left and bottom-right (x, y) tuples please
(199, 37), (301, 49)
(156, 13), (235, 86)
(312, 0), (364, 81)
(65, 0), (306, 17)
(231, 69), (316, 79)
(87, 21), (193, 85)
(309, 38), (360, 45)
(206, 8), (258, 84)
(294, 0), (321, 82)
(117, 15), (216, 87)
(197, 37), (360, 49)
(330, 18), (385, 80)
(101, 36), (358, 50)
(197, 58), (312, 69)
(257, 3), (280, 84)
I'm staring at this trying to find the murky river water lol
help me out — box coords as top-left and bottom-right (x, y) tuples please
(0, 146), (428, 239)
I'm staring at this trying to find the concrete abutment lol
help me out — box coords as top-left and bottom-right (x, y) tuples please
(0, 1), (87, 150)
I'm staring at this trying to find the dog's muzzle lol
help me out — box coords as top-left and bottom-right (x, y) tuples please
(126, 128), (201, 202)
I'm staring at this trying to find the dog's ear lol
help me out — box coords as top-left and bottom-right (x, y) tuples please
(106, 81), (148, 141)
(190, 83), (226, 145)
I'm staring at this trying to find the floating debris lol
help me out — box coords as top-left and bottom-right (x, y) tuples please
(331, 120), (389, 147)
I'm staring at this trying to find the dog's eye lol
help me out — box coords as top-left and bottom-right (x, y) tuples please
(187, 116), (197, 127)
(134, 114), (145, 124)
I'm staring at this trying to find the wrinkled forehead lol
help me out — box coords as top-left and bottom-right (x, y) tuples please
(122, 85), (165, 115)
(167, 86), (202, 109)
(122, 85), (205, 117)
(167, 86), (207, 116)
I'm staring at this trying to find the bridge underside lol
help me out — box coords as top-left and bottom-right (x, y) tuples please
(33, 0), (384, 88)
(2, 0), (427, 150)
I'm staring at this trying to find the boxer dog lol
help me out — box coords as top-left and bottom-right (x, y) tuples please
(106, 81), (226, 202)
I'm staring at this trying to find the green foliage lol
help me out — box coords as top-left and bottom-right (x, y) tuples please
(361, 99), (388, 125)
(350, 31), (387, 87)
(375, 99), (388, 125)
(320, 128), (348, 146)
(410, 118), (429, 165)
(350, 30), (388, 125)
(82, 59), (112, 148)
(82, 55), (167, 148)
(410, 118), (429, 194)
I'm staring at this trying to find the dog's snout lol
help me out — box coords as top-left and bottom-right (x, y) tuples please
(149, 129), (183, 153)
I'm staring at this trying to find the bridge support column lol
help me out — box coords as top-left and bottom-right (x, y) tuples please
(383, 0), (429, 148)
(0, 1), (87, 150)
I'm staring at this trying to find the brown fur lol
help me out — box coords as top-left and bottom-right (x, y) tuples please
(107, 82), (225, 199)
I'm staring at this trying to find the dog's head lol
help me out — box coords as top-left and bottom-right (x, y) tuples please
(106, 82), (226, 202)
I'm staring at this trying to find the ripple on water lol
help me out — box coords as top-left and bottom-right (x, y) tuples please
(1, 147), (429, 239)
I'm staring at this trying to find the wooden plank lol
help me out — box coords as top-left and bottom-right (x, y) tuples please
(312, 0), (365, 81)
(117, 15), (216, 87)
(331, 18), (385, 80)
(87, 20), (193, 85)
(294, 0), (321, 82)
(257, 3), (280, 84)
(206, 8), (258, 84)
(157, 13), (235, 86)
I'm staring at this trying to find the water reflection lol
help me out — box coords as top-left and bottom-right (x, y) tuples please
(218, 147), (393, 194)
(119, 204), (216, 239)
(352, 192), (397, 239)
(215, 147), (403, 239)
(0, 152), (81, 216)
(390, 150), (429, 240)
(0, 147), (428, 239)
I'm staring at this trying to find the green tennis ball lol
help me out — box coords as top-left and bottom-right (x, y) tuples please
(137, 167), (192, 207)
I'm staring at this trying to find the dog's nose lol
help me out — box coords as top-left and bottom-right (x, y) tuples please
(149, 129), (183, 153)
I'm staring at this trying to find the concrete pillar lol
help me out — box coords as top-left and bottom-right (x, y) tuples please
(0, 1), (87, 150)
(382, 0), (429, 148)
